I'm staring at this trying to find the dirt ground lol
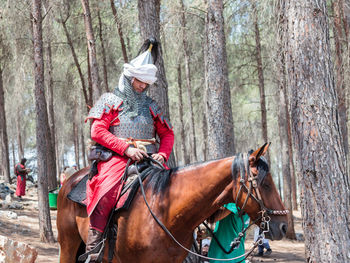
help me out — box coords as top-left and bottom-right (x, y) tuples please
(0, 184), (305, 262)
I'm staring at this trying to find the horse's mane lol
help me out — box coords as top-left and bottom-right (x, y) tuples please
(144, 151), (269, 195)
(143, 159), (221, 194)
(143, 166), (179, 194)
(231, 151), (269, 185)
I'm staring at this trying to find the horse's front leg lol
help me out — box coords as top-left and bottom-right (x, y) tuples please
(59, 234), (83, 263)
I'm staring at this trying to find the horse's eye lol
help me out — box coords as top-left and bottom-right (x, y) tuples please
(262, 183), (270, 190)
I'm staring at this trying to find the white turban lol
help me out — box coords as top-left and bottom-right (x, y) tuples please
(118, 49), (158, 92)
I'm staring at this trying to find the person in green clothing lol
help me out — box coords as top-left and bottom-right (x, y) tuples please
(207, 203), (250, 263)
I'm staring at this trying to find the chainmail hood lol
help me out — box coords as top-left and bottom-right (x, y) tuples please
(114, 76), (149, 119)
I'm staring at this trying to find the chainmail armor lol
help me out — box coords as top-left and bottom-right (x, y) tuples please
(87, 76), (172, 153)
(87, 93), (123, 120)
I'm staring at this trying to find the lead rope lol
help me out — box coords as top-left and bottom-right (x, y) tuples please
(136, 158), (263, 262)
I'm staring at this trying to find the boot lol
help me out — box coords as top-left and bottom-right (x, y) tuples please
(78, 228), (104, 263)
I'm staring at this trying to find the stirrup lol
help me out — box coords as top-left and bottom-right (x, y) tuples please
(78, 240), (105, 262)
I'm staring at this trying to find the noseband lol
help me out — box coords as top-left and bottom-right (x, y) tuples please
(233, 153), (289, 220)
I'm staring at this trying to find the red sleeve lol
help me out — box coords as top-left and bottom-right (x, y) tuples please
(154, 118), (174, 161)
(90, 109), (129, 156)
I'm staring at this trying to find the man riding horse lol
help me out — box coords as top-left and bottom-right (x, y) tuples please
(81, 38), (174, 262)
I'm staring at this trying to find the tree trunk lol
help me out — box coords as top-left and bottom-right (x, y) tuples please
(278, 90), (296, 239)
(202, 30), (208, 162)
(137, 0), (175, 167)
(81, 129), (87, 168)
(205, 0), (235, 159)
(11, 140), (16, 172)
(252, 1), (270, 163)
(288, 114), (298, 210)
(87, 46), (93, 106)
(73, 103), (80, 169)
(16, 109), (24, 161)
(202, 112), (208, 161)
(73, 122), (80, 169)
(32, 0), (54, 243)
(177, 64), (190, 165)
(81, 0), (101, 103)
(61, 18), (90, 110)
(332, 1), (348, 156)
(46, 39), (58, 190)
(285, 0), (350, 261)
(179, 0), (197, 162)
(110, 0), (128, 63)
(276, 0), (296, 239)
(0, 65), (11, 183)
(97, 9), (109, 92)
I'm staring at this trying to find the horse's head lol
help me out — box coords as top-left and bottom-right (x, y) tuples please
(232, 143), (288, 240)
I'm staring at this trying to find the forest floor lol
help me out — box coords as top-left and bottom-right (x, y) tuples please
(0, 183), (305, 262)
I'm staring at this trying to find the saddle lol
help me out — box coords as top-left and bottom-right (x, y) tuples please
(67, 161), (152, 211)
(71, 160), (155, 263)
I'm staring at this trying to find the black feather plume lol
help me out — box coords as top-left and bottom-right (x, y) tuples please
(137, 37), (159, 64)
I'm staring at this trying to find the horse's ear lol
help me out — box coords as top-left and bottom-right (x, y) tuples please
(249, 143), (270, 164)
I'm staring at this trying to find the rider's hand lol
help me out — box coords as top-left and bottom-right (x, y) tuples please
(151, 153), (165, 164)
(125, 147), (148, 161)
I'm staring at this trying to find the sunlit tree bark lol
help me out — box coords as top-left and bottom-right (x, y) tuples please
(32, 0), (54, 243)
(205, 0), (235, 159)
(285, 0), (350, 261)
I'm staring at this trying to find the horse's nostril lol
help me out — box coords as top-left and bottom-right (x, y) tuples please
(280, 223), (288, 235)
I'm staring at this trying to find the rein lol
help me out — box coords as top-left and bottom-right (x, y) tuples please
(136, 154), (288, 261)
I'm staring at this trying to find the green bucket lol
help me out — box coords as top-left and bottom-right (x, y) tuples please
(48, 189), (58, 210)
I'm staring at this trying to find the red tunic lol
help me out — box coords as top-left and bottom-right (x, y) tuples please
(15, 164), (27, 197)
(86, 106), (174, 218)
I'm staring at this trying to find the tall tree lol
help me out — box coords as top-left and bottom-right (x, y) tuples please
(11, 140), (16, 170)
(59, 9), (91, 110)
(81, 0), (101, 103)
(332, 1), (348, 156)
(44, 1), (58, 190)
(276, 0), (296, 239)
(73, 102), (80, 169)
(285, 0), (350, 261)
(110, 0), (129, 63)
(137, 0), (175, 167)
(179, 0), (197, 162)
(176, 63), (190, 164)
(97, 9), (109, 92)
(0, 63), (11, 183)
(205, 0), (235, 159)
(32, 0), (54, 243)
(252, 1), (270, 163)
(81, 129), (87, 168)
(16, 109), (24, 161)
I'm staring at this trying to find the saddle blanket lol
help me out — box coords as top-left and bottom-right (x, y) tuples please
(67, 167), (151, 211)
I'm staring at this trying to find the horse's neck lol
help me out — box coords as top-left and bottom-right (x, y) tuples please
(168, 156), (236, 229)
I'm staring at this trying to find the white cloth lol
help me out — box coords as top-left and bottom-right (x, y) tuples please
(123, 63), (157, 84)
(118, 50), (158, 92)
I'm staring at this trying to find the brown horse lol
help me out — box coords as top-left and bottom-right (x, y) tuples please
(57, 143), (288, 263)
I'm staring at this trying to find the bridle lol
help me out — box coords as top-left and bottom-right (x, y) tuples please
(200, 153), (289, 261)
(234, 153), (289, 218)
(136, 154), (288, 262)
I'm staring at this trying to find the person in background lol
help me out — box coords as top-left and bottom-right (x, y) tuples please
(207, 203), (250, 263)
(254, 226), (272, 257)
(59, 166), (69, 187)
(65, 165), (78, 179)
(15, 158), (31, 199)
